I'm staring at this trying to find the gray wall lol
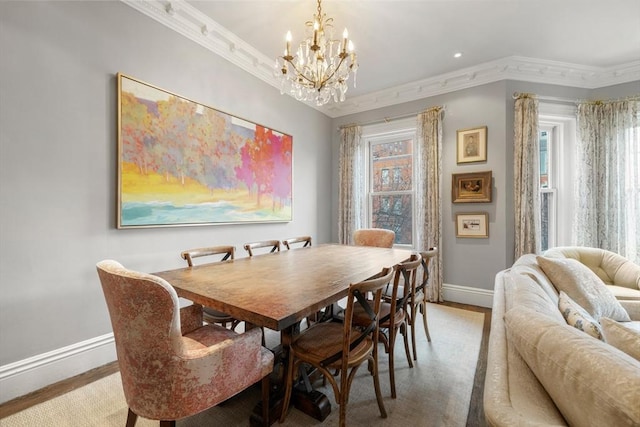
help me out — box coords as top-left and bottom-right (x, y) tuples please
(1, 0), (638, 382)
(0, 1), (332, 366)
(331, 80), (639, 292)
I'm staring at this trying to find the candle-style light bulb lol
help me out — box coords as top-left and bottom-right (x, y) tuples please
(342, 28), (348, 52)
(348, 40), (354, 52)
(285, 31), (292, 56)
(313, 20), (319, 45)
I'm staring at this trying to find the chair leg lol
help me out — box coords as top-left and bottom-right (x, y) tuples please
(159, 421), (175, 427)
(371, 351), (387, 419)
(388, 324), (397, 398)
(421, 302), (431, 342)
(411, 304), (419, 361)
(401, 321), (413, 369)
(338, 366), (349, 427)
(126, 409), (138, 427)
(261, 375), (270, 427)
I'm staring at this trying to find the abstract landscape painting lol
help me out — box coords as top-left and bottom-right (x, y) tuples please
(117, 73), (292, 228)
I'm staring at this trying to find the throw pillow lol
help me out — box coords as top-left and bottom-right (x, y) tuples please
(601, 317), (640, 361)
(537, 256), (631, 321)
(504, 307), (640, 426)
(558, 291), (603, 340)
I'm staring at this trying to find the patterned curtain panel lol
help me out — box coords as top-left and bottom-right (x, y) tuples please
(338, 125), (364, 244)
(575, 99), (639, 263)
(417, 107), (444, 302)
(513, 94), (541, 259)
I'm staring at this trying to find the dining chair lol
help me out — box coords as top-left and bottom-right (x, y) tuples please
(282, 235), (326, 324)
(353, 253), (421, 398)
(180, 245), (240, 331)
(243, 240), (281, 256)
(353, 228), (395, 248)
(282, 235), (312, 250)
(408, 247), (439, 357)
(96, 260), (274, 427)
(278, 266), (395, 427)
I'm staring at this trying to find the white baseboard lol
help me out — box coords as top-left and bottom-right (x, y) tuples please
(0, 333), (117, 404)
(443, 283), (494, 308)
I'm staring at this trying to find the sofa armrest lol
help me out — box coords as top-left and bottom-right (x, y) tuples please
(619, 300), (640, 321)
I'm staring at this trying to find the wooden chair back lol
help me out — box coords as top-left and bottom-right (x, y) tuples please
(243, 240), (281, 257)
(326, 267), (395, 368)
(418, 247), (438, 295)
(282, 236), (312, 250)
(385, 254), (422, 324)
(180, 245), (235, 267)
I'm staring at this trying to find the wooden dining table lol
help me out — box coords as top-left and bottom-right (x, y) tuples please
(153, 243), (414, 424)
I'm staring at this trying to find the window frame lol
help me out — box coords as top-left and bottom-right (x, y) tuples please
(361, 118), (417, 249)
(539, 102), (577, 248)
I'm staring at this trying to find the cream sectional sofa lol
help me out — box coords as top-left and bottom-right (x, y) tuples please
(484, 250), (640, 427)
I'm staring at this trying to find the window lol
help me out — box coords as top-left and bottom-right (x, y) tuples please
(538, 126), (556, 251)
(363, 120), (416, 247)
(539, 104), (577, 250)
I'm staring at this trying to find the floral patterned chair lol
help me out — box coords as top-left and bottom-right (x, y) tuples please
(96, 260), (274, 427)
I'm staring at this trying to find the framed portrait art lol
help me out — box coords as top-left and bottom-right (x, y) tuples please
(452, 170), (492, 203)
(457, 126), (487, 164)
(456, 212), (489, 238)
(117, 73), (292, 228)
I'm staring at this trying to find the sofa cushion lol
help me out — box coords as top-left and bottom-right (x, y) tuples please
(608, 285), (640, 301)
(544, 246), (640, 290)
(504, 273), (564, 323)
(537, 256), (631, 322)
(505, 307), (640, 427)
(620, 300), (640, 321)
(601, 317), (640, 361)
(558, 291), (603, 340)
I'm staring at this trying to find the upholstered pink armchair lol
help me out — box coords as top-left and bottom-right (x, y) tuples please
(353, 228), (395, 248)
(96, 260), (274, 427)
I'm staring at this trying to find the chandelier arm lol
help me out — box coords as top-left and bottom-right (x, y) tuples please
(282, 58), (320, 89)
(316, 55), (349, 91)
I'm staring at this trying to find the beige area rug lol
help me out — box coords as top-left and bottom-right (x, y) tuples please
(1, 304), (484, 427)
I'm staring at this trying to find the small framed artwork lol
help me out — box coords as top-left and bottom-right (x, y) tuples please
(457, 126), (487, 164)
(452, 170), (492, 203)
(456, 212), (489, 238)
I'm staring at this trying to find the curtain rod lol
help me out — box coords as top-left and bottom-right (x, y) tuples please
(513, 92), (640, 104)
(512, 93), (577, 104)
(337, 105), (445, 131)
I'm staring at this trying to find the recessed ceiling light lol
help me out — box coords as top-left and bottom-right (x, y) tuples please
(454, 52), (462, 58)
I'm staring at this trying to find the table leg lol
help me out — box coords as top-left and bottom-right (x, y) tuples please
(250, 323), (331, 425)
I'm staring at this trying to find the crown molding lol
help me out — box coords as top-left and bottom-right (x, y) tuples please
(122, 0), (640, 119)
(323, 57), (640, 117)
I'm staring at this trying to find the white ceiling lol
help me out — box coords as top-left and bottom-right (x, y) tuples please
(126, 0), (640, 116)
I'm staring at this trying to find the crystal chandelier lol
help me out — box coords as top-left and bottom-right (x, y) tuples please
(274, 0), (358, 106)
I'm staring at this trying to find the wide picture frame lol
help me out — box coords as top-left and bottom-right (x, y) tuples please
(456, 212), (489, 238)
(456, 126), (487, 164)
(117, 73), (293, 228)
(452, 170), (492, 203)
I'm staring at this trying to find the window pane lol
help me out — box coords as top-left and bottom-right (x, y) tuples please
(371, 194), (413, 245)
(540, 191), (552, 251)
(539, 130), (549, 188)
(372, 140), (413, 191)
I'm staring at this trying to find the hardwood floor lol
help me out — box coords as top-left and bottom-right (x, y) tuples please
(0, 302), (492, 425)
